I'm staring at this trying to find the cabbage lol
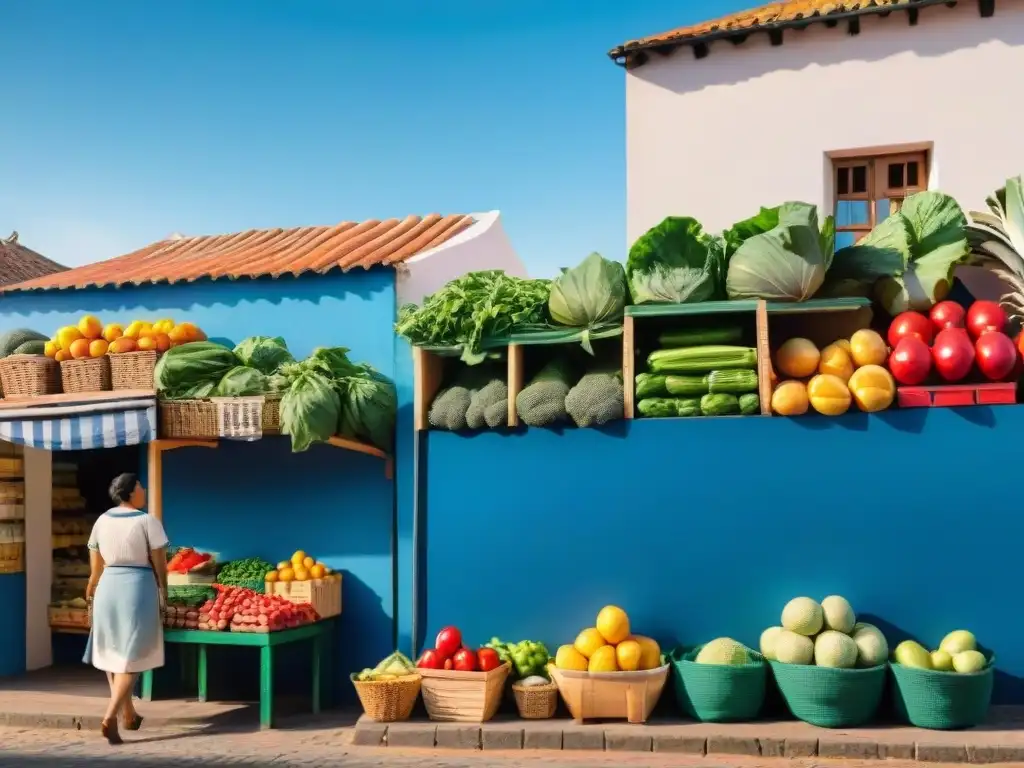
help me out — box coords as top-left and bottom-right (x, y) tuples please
(337, 372), (397, 451)
(154, 342), (240, 399)
(547, 252), (626, 353)
(722, 206), (781, 258)
(280, 370), (340, 452)
(214, 366), (268, 397)
(233, 336), (294, 374)
(626, 217), (726, 304)
(726, 203), (833, 302)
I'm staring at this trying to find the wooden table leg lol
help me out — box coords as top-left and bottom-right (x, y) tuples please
(197, 644), (208, 703)
(259, 645), (274, 730)
(312, 631), (322, 715)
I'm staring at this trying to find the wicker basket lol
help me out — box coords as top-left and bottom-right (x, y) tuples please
(60, 357), (111, 394)
(512, 681), (558, 719)
(549, 664), (669, 724)
(109, 351), (159, 390)
(262, 394), (282, 433)
(891, 656), (995, 730)
(770, 660), (886, 728)
(159, 400), (219, 439)
(0, 542), (24, 574)
(352, 674), (422, 722)
(418, 662), (510, 722)
(0, 355), (60, 398)
(670, 644), (767, 722)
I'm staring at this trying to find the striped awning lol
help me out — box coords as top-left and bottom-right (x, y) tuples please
(0, 394), (156, 451)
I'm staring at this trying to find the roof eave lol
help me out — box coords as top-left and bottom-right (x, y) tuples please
(607, 0), (963, 70)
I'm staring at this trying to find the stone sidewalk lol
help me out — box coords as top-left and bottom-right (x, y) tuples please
(354, 706), (1024, 764)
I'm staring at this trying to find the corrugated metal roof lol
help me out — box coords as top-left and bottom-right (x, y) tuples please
(609, 0), (956, 66)
(2, 214), (474, 293)
(0, 232), (67, 287)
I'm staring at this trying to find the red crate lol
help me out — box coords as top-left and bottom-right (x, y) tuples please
(897, 382), (1017, 408)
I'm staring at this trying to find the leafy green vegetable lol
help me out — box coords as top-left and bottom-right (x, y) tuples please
(154, 342), (240, 399)
(307, 347), (359, 379)
(722, 206), (780, 259)
(337, 372), (397, 451)
(548, 253), (627, 353)
(626, 217), (726, 304)
(233, 336), (294, 375)
(214, 366), (268, 397)
(394, 270), (551, 364)
(966, 176), (1024, 323)
(280, 370), (341, 452)
(725, 202), (833, 302)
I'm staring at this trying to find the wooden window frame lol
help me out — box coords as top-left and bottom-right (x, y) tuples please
(828, 142), (931, 246)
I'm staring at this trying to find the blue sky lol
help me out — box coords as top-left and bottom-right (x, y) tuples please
(2, 0), (748, 278)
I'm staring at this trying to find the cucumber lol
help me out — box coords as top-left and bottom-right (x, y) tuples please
(657, 327), (743, 348)
(12, 340), (46, 356)
(705, 369), (758, 394)
(739, 393), (760, 415)
(700, 393), (740, 416)
(664, 375), (708, 397)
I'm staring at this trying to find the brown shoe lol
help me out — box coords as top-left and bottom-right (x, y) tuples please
(123, 713), (144, 731)
(101, 719), (123, 745)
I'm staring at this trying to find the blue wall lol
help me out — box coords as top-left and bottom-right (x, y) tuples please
(0, 271), (402, 685)
(0, 573), (26, 676)
(426, 407), (1024, 703)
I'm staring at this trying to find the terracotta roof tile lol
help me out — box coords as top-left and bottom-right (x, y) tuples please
(0, 232), (67, 287)
(609, 0), (948, 63)
(1, 214), (474, 293)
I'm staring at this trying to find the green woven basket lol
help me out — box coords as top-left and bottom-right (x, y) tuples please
(890, 653), (994, 730)
(670, 645), (767, 722)
(770, 661), (886, 728)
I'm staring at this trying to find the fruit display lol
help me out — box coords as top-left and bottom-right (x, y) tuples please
(43, 315), (208, 361)
(771, 332), (895, 416)
(416, 625), (505, 672)
(265, 550), (334, 584)
(635, 325), (760, 418)
(886, 301), (1019, 387)
(554, 605), (662, 673)
(761, 595), (888, 669)
(355, 651), (418, 682)
(198, 584), (319, 633)
(483, 637), (551, 679)
(893, 630), (989, 674)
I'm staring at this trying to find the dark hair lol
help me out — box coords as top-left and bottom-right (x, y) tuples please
(109, 473), (139, 505)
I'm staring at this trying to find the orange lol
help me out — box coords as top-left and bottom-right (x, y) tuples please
(265, 571), (279, 583)
(153, 318), (175, 334)
(123, 321), (144, 339)
(69, 338), (92, 359)
(278, 567), (294, 582)
(136, 336), (157, 351)
(77, 315), (102, 340)
(56, 326), (83, 350)
(109, 337), (138, 354)
(102, 324), (123, 343)
(309, 563), (326, 579)
(54, 349), (72, 362)
(168, 325), (190, 345)
(154, 332), (171, 352)
(293, 568), (310, 582)
(193, 327), (207, 342)
(88, 339), (109, 358)
(302, 556), (315, 570)
(43, 341), (58, 359)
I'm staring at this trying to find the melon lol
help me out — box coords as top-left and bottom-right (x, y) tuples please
(939, 630), (977, 655)
(814, 630), (858, 668)
(894, 640), (932, 670)
(852, 624), (888, 667)
(695, 637), (750, 666)
(781, 597), (823, 636)
(952, 650), (986, 674)
(760, 626), (784, 661)
(774, 630), (814, 665)
(931, 650), (954, 671)
(821, 595), (856, 634)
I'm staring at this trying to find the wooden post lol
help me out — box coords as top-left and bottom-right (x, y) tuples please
(147, 441), (163, 521)
(622, 316), (635, 419)
(413, 348), (445, 431)
(506, 344), (524, 427)
(756, 300), (774, 416)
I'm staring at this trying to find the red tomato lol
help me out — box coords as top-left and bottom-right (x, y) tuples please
(887, 311), (933, 348)
(444, 657), (453, 670)
(435, 626), (462, 658)
(930, 301), (966, 332)
(966, 301), (1007, 339)
(888, 335), (932, 385)
(417, 649), (447, 669)
(476, 648), (501, 672)
(452, 648), (478, 672)
(975, 331), (1017, 381)
(932, 327), (975, 382)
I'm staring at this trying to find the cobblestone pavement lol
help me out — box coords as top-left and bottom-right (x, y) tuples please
(0, 724), (963, 768)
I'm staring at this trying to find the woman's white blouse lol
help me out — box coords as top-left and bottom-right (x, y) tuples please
(87, 508), (169, 567)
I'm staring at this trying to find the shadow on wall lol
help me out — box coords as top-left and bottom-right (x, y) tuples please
(0, 270), (396, 367)
(0, 574), (26, 677)
(425, 408), (1024, 703)
(637, 4), (1023, 95)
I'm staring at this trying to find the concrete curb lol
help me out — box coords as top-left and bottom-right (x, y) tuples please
(354, 718), (1024, 763)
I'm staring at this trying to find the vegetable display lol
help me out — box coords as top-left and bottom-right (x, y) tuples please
(515, 359), (575, 427)
(416, 625), (506, 673)
(199, 584), (318, 633)
(355, 651), (417, 681)
(484, 638), (551, 680)
(626, 217), (727, 305)
(218, 557), (276, 589)
(547, 252), (628, 352)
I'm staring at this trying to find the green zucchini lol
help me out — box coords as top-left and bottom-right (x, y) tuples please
(657, 327), (743, 348)
(664, 375), (708, 397)
(12, 340), (46, 356)
(739, 393), (760, 415)
(648, 345), (757, 374)
(700, 393), (740, 416)
(705, 369), (758, 394)
(635, 373), (667, 400)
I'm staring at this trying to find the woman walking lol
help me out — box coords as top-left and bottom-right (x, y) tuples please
(84, 472), (168, 745)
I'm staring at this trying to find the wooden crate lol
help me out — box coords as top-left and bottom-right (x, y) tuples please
(418, 662), (510, 722)
(548, 664), (669, 724)
(413, 345), (515, 430)
(49, 606), (90, 632)
(0, 542), (23, 574)
(265, 574), (342, 619)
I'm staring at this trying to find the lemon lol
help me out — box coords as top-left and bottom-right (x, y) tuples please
(596, 605), (630, 645)
(588, 645), (618, 673)
(615, 640), (641, 671)
(309, 564), (326, 579)
(554, 645), (588, 671)
(277, 561), (289, 570)
(278, 567), (295, 582)
(293, 568), (310, 582)
(302, 556), (315, 570)
(291, 550), (306, 565)
(265, 571), (279, 583)
(632, 635), (662, 670)
(574, 628), (606, 659)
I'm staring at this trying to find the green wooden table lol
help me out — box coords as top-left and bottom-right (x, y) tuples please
(141, 620), (334, 729)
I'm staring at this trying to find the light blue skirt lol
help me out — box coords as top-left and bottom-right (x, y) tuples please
(83, 565), (164, 673)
